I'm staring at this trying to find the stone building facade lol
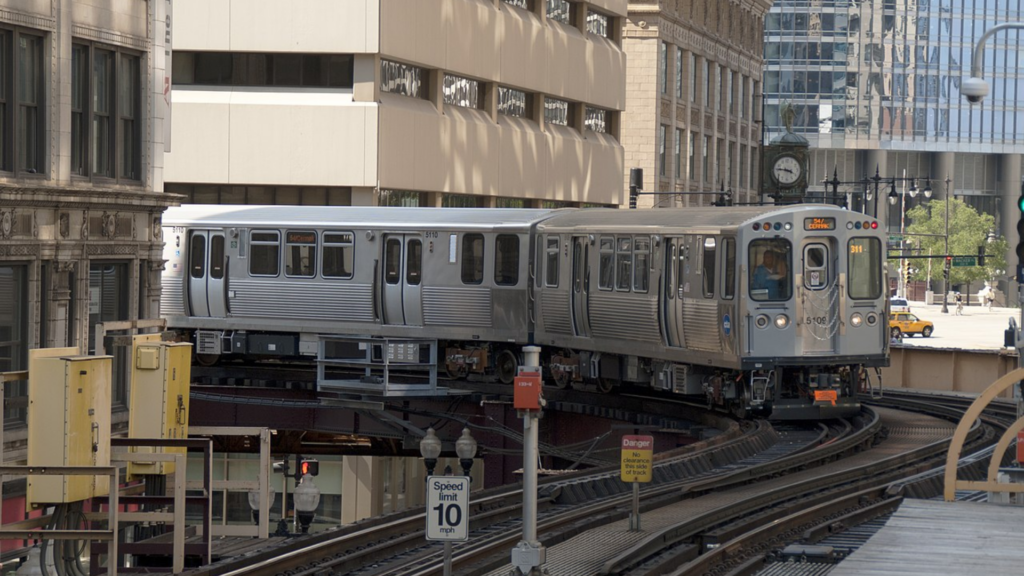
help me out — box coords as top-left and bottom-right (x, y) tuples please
(623, 0), (774, 207)
(0, 0), (175, 469)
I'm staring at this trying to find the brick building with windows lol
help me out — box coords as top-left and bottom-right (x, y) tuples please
(0, 0), (174, 482)
(164, 0), (627, 208)
(622, 0), (773, 208)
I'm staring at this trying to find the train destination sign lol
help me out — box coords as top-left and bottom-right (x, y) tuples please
(425, 476), (471, 541)
(804, 217), (836, 231)
(620, 435), (654, 483)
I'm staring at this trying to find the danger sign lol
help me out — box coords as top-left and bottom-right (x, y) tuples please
(620, 435), (653, 483)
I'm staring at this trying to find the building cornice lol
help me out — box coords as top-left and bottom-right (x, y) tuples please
(0, 186), (183, 211)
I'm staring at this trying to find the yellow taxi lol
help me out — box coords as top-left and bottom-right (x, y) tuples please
(889, 312), (934, 338)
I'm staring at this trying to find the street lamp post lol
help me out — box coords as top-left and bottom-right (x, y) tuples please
(942, 177), (952, 314)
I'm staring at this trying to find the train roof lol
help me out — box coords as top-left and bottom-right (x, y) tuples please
(163, 205), (560, 230)
(537, 204), (867, 231)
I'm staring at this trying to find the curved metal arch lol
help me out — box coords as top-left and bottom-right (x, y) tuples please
(944, 367), (1024, 501)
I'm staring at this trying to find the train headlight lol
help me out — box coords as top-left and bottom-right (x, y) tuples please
(755, 314), (770, 329)
(774, 314), (790, 329)
(851, 313), (863, 327)
(866, 313), (878, 326)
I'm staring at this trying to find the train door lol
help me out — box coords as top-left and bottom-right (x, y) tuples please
(662, 237), (686, 347)
(800, 239), (837, 354)
(570, 236), (592, 337)
(187, 230), (226, 317)
(381, 234), (423, 326)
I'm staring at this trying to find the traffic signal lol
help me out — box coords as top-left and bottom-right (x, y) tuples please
(300, 458), (319, 477)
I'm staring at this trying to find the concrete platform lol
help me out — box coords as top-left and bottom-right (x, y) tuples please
(894, 300), (1022, 351)
(830, 498), (1024, 576)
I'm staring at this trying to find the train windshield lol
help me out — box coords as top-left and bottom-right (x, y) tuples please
(848, 238), (882, 299)
(749, 239), (792, 301)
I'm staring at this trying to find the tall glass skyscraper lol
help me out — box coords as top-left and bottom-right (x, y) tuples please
(763, 1), (1024, 251)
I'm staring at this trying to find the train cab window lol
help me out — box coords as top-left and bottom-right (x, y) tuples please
(210, 235), (225, 280)
(702, 237), (716, 298)
(494, 235), (519, 286)
(803, 244), (828, 290)
(407, 239), (422, 285)
(189, 234), (206, 279)
(385, 238), (402, 284)
(749, 239), (792, 301)
(249, 231), (280, 276)
(462, 234), (484, 285)
(545, 236), (559, 287)
(722, 238), (735, 299)
(633, 237), (650, 293)
(285, 231), (316, 278)
(598, 237), (614, 290)
(848, 238), (882, 299)
(322, 232), (354, 279)
(616, 237), (632, 291)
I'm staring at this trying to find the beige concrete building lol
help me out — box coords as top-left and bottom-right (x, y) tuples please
(0, 0), (174, 468)
(165, 0), (627, 208)
(623, 0), (773, 207)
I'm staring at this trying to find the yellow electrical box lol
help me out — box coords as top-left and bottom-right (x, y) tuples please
(26, 350), (112, 509)
(128, 337), (192, 477)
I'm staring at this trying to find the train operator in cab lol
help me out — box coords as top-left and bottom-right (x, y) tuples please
(752, 250), (786, 299)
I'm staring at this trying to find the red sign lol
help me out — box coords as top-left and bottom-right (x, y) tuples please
(513, 373), (542, 411)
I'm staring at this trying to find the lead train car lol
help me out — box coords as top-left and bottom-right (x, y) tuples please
(161, 204), (888, 420)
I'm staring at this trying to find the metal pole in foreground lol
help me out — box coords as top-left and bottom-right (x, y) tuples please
(511, 345), (546, 575)
(630, 482), (640, 531)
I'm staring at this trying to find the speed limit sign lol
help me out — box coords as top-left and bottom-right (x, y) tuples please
(425, 475), (470, 541)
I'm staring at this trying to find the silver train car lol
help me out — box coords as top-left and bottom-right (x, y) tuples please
(161, 204), (889, 419)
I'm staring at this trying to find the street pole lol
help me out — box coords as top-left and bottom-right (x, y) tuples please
(511, 346), (546, 576)
(941, 176), (951, 314)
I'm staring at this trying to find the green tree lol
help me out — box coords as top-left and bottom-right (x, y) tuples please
(904, 197), (1007, 286)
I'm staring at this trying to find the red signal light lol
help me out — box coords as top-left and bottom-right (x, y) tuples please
(870, 222), (878, 229)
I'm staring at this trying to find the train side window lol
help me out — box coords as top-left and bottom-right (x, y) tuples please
(249, 231), (280, 276)
(322, 232), (354, 279)
(495, 234), (519, 286)
(462, 233), (484, 285)
(545, 235), (559, 287)
(616, 237), (632, 291)
(722, 238), (735, 299)
(190, 234), (206, 279)
(285, 230), (317, 278)
(848, 238), (881, 299)
(598, 237), (614, 290)
(407, 239), (422, 285)
(385, 238), (402, 284)
(702, 237), (716, 298)
(210, 235), (225, 280)
(633, 236), (650, 293)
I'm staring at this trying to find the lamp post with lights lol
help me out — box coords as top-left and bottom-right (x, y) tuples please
(886, 177), (932, 299)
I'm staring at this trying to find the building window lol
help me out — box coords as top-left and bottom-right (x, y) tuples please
(173, 52), (355, 88)
(504, 0), (530, 8)
(726, 70), (733, 114)
(688, 132), (696, 180)
(659, 42), (668, 95)
(739, 75), (746, 119)
(715, 65), (722, 111)
(73, 41), (142, 181)
(587, 10), (609, 37)
(497, 197), (525, 208)
(442, 194), (479, 207)
(675, 47), (683, 99)
(547, 0), (572, 24)
(1, 30), (45, 174)
(0, 264), (28, 424)
(88, 263), (129, 405)
(675, 128), (682, 178)
(379, 189), (423, 206)
(249, 231), (281, 276)
(544, 97), (571, 126)
(703, 135), (710, 182)
(381, 60), (426, 99)
(659, 125), (667, 176)
(462, 234), (485, 285)
(443, 74), (481, 109)
(285, 231), (316, 278)
(322, 232), (354, 279)
(495, 235), (520, 286)
(703, 59), (711, 107)
(498, 87), (529, 118)
(717, 138), (724, 184)
(689, 53), (696, 103)
(740, 145), (748, 189)
(585, 107), (607, 133)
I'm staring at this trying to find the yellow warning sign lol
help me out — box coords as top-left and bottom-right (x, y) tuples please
(620, 435), (653, 483)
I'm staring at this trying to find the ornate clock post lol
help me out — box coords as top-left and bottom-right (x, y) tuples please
(761, 104), (810, 204)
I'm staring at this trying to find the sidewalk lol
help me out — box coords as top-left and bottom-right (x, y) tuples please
(896, 300), (1021, 351)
